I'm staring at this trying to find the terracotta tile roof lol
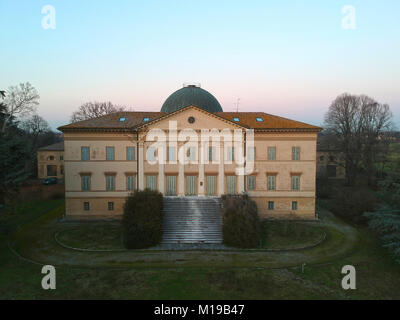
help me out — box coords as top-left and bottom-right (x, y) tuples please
(38, 141), (64, 151)
(58, 109), (321, 132)
(58, 112), (167, 132)
(215, 112), (322, 131)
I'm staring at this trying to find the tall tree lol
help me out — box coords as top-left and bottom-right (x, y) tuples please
(21, 114), (50, 149)
(324, 93), (393, 186)
(1, 82), (40, 133)
(70, 101), (127, 122)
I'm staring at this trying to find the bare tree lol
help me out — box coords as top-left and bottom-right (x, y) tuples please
(324, 93), (393, 186)
(1, 82), (40, 133)
(70, 101), (127, 122)
(21, 114), (50, 148)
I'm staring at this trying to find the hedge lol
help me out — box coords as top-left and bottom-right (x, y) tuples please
(221, 194), (261, 248)
(122, 189), (163, 249)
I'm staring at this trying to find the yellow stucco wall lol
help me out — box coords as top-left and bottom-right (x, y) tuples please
(37, 150), (65, 179)
(63, 109), (318, 220)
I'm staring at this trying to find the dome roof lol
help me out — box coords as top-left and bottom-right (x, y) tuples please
(161, 85), (223, 113)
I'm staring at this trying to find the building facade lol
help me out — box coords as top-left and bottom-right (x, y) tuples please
(58, 85), (321, 220)
(37, 141), (65, 179)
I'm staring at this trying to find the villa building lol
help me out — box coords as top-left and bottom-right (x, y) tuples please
(37, 141), (65, 180)
(58, 85), (321, 220)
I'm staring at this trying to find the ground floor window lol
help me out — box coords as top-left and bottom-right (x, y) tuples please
(108, 202), (114, 211)
(247, 175), (255, 190)
(226, 175), (236, 194)
(166, 175), (177, 195)
(83, 202), (90, 211)
(206, 175), (217, 195)
(146, 175), (157, 191)
(126, 175), (135, 191)
(46, 165), (57, 177)
(268, 201), (274, 210)
(292, 201), (298, 210)
(186, 175), (197, 195)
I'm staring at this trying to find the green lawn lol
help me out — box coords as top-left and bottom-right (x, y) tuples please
(1, 199), (400, 299)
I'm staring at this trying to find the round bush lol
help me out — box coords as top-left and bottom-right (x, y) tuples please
(222, 194), (261, 248)
(122, 189), (163, 249)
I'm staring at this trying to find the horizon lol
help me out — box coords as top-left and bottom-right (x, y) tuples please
(1, 0), (399, 131)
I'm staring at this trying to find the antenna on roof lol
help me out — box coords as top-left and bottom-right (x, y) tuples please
(235, 98), (241, 112)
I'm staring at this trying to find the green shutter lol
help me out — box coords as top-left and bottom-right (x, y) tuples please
(106, 176), (115, 191)
(206, 176), (217, 195)
(268, 147), (276, 160)
(292, 175), (300, 190)
(166, 176), (177, 195)
(268, 175), (275, 190)
(81, 147), (90, 161)
(146, 175), (157, 191)
(186, 176), (197, 195)
(248, 176), (255, 190)
(106, 147), (115, 160)
(127, 176), (134, 191)
(227, 175), (236, 194)
(82, 176), (90, 191)
(127, 147), (135, 160)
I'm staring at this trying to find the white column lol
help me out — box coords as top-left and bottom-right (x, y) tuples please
(238, 140), (245, 193)
(158, 145), (165, 194)
(198, 141), (205, 196)
(138, 142), (145, 190)
(178, 161), (184, 196)
(218, 141), (224, 195)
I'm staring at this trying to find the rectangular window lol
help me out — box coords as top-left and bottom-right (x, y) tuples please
(81, 147), (90, 161)
(208, 146), (215, 162)
(168, 146), (176, 162)
(147, 146), (155, 162)
(247, 175), (255, 190)
(126, 147), (135, 161)
(46, 165), (57, 177)
(60, 155), (64, 161)
(291, 175), (300, 191)
(267, 175), (276, 191)
(247, 147), (255, 161)
(126, 175), (135, 191)
(83, 202), (90, 211)
(146, 175), (157, 191)
(227, 147), (235, 161)
(226, 175), (236, 194)
(187, 147), (196, 161)
(268, 201), (274, 210)
(106, 175), (115, 191)
(81, 175), (91, 191)
(268, 147), (276, 160)
(108, 202), (114, 211)
(292, 201), (298, 210)
(106, 147), (115, 161)
(292, 146), (300, 160)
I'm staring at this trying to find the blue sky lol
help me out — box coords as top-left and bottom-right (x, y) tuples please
(0, 0), (399, 130)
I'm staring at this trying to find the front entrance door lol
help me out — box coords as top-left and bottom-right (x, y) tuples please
(206, 175), (217, 196)
(186, 176), (197, 196)
(166, 175), (177, 195)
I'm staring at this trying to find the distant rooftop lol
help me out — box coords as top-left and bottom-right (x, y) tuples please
(38, 141), (64, 151)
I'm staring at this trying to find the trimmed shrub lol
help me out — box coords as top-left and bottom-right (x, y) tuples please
(221, 194), (260, 248)
(331, 187), (376, 225)
(122, 189), (163, 249)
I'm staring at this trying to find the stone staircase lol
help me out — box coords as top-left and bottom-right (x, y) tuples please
(162, 197), (222, 244)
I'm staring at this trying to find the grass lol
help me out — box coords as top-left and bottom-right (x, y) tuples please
(57, 223), (122, 250)
(260, 221), (325, 250)
(1, 198), (400, 299)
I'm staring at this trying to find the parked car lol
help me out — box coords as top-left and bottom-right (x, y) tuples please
(43, 177), (58, 185)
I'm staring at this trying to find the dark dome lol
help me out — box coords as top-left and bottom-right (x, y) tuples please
(161, 85), (223, 113)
